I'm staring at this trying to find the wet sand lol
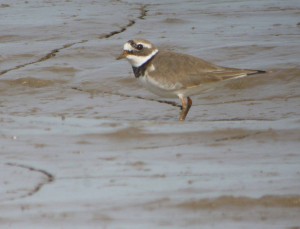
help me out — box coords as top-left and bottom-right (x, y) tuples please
(1, 0), (300, 228)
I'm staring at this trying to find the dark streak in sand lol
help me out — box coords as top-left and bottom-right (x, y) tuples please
(71, 86), (182, 109)
(5, 163), (54, 201)
(0, 40), (87, 76)
(0, 5), (148, 76)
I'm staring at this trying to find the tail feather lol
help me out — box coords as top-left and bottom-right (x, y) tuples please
(217, 68), (266, 81)
(212, 68), (266, 83)
(245, 69), (266, 75)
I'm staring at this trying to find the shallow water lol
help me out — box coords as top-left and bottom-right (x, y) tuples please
(1, 0), (300, 228)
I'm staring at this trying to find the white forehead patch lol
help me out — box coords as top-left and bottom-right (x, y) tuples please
(124, 42), (134, 51)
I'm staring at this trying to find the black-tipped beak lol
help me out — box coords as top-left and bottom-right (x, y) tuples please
(116, 51), (127, 60)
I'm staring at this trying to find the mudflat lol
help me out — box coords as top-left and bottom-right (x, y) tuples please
(1, 0), (300, 228)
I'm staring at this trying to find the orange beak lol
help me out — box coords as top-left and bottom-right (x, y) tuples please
(116, 50), (127, 60)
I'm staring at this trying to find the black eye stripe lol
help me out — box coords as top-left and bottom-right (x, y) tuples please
(128, 40), (144, 51)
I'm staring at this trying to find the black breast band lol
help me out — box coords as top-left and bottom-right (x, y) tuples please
(132, 52), (158, 78)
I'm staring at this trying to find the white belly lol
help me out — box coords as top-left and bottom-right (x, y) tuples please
(138, 74), (179, 98)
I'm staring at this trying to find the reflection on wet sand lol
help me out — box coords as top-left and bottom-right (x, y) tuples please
(178, 195), (300, 210)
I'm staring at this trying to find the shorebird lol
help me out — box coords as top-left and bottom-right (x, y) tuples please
(117, 39), (265, 121)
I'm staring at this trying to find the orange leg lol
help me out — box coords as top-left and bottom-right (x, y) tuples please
(179, 96), (192, 121)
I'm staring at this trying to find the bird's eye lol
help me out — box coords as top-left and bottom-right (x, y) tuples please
(136, 44), (143, 50)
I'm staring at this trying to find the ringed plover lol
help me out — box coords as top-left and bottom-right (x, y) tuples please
(117, 39), (265, 121)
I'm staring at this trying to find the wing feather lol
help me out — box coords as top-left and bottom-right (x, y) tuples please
(150, 51), (264, 90)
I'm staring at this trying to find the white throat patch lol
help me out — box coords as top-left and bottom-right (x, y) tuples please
(126, 49), (158, 67)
